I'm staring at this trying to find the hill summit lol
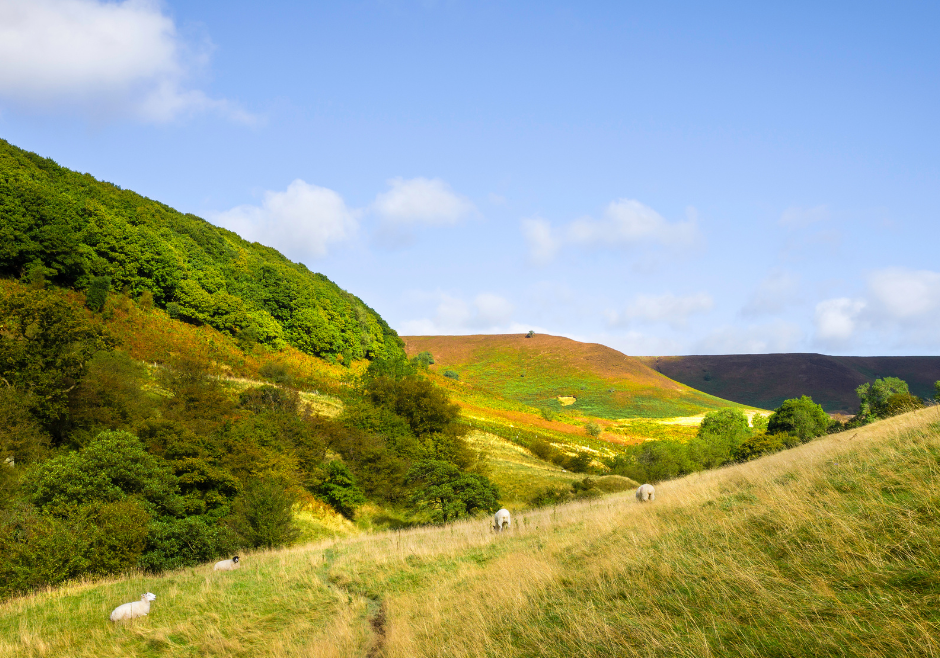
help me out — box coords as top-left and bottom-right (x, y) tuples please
(403, 333), (742, 418)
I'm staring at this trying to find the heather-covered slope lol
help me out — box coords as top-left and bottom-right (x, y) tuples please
(643, 353), (940, 413)
(403, 333), (743, 419)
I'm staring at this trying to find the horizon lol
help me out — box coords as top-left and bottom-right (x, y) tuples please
(2, 1), (938, 357)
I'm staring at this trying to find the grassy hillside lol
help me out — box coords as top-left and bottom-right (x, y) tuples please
(403, 333), (743, 420)
(0, 138), (403, 363)
(644, 353), (940, 414)
(3, 407), (937, 657)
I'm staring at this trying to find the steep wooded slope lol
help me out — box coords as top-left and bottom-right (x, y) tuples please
(0, 139), (403, 362)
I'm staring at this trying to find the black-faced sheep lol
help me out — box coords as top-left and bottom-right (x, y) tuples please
(110, 592), (156, 621)
(493, 508), (511, 532)
(213, 556), (240, 571)
(636, 483), (655, 502)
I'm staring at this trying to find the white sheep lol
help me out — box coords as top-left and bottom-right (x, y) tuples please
(213, 555), (240, 571)
(636, 483), (655, 502)
(110, 592), (156, 621)
(493, 508), (511, 532)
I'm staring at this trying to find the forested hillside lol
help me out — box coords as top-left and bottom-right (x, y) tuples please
(0, 139), (402, 364)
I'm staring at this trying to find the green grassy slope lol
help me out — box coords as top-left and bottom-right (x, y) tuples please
(0, 138), (403, 363)
(404, 333), (746, 419)
(3, 408), (937, 657)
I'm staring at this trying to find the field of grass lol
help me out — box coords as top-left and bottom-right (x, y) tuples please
(4, 407), (938, 657)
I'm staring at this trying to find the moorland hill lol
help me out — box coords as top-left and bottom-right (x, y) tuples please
(403, 333), (742, 419)
(644, 353), (940, 414)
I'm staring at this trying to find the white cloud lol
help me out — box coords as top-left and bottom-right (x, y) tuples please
(398, 291), (517, 335)
(569, 200), (698, 248)
(521, 217), (560, 265)
(373, 177), (475, 227)
(0, 0), (250, 123)
(211, 180), (357, 259)
(606, 292), (714, 329)
(780, 204), (830, 228)
(814, 297), (866, 344)
(694, 321), (805, 354)
(741, 270), (800, 317)
(521, 199), (699, 264)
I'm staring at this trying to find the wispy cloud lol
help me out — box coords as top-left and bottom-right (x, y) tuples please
(373, 177), (475, 227)
(606, 292), (714, 330)
(0, 0), (252, 123)
(522, 199), (700, 265)
(398, 291), (521, 335)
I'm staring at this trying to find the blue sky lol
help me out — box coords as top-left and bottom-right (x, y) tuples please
(1, 0), (938, 356)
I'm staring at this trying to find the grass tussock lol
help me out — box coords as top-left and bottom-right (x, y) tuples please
(3, 409), (939, 657)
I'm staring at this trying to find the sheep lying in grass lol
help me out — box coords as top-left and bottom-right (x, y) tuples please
(636, 483), (655, 502)
(110, 592), (156, 621)
(493, 508), (511, 532)
(213, 556), (240, 571)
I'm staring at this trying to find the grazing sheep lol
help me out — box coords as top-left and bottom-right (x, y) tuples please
(636, 483), (655, 502)
(493, 508), (511, 532)
(213, 555), (240, 571)
(110, 592), (156, 621)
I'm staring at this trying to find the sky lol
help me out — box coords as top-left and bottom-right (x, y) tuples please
(1, 0), (938, 356)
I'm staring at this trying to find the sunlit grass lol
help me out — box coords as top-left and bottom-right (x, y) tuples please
(5, 408), (938, 657)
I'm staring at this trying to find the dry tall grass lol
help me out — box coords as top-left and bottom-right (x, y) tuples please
(3, 408), (938, 657)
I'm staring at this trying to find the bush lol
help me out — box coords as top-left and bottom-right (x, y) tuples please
(443, 369), (460, 380)
(406, 459), (499, 523)
(585, 422), (602, 438)
(238, 385), (299, 414)
(85, 276), (111, 312)
(259, 361), (295, 386)
(565, 451), (594, 473)
(314, 461), (366, 519)
(411, 351), (435, 369)
(140, 515), (239, 572)
(228, 478), (299, 549)
(767, 396), (830, 442)
(856, 377), (911, 419)
(884, 393), (924, 417)
(733, 432), (791, 462)
(27, 430), (184, 518)
(540, 407), (556, 422)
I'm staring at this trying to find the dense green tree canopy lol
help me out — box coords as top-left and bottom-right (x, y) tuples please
(0, 139), (404, 362)
(767, 396), (831, 442)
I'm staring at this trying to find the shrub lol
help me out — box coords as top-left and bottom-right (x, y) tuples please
(259, 361), (295, 386)
(27, 430), (184, 518)
(734, 432), (788, 462)
(85, 276), (111, 312)
(238, 385), (299, 414)
(140, 515), (239, 572)
(540, 407), (556, 422)
(443, 369), (460, 380)
(411, 351), (435, 369)
(526, 330), (534, 338)
(884, 393), (924, 416)
(565, 451), (594, 473)
(585, 422), (602, 438)
(406, 459), (499, 523)
(767, 396), (830, 442)
(228, 478), (299, 549)
(314, 461), (366, 519)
